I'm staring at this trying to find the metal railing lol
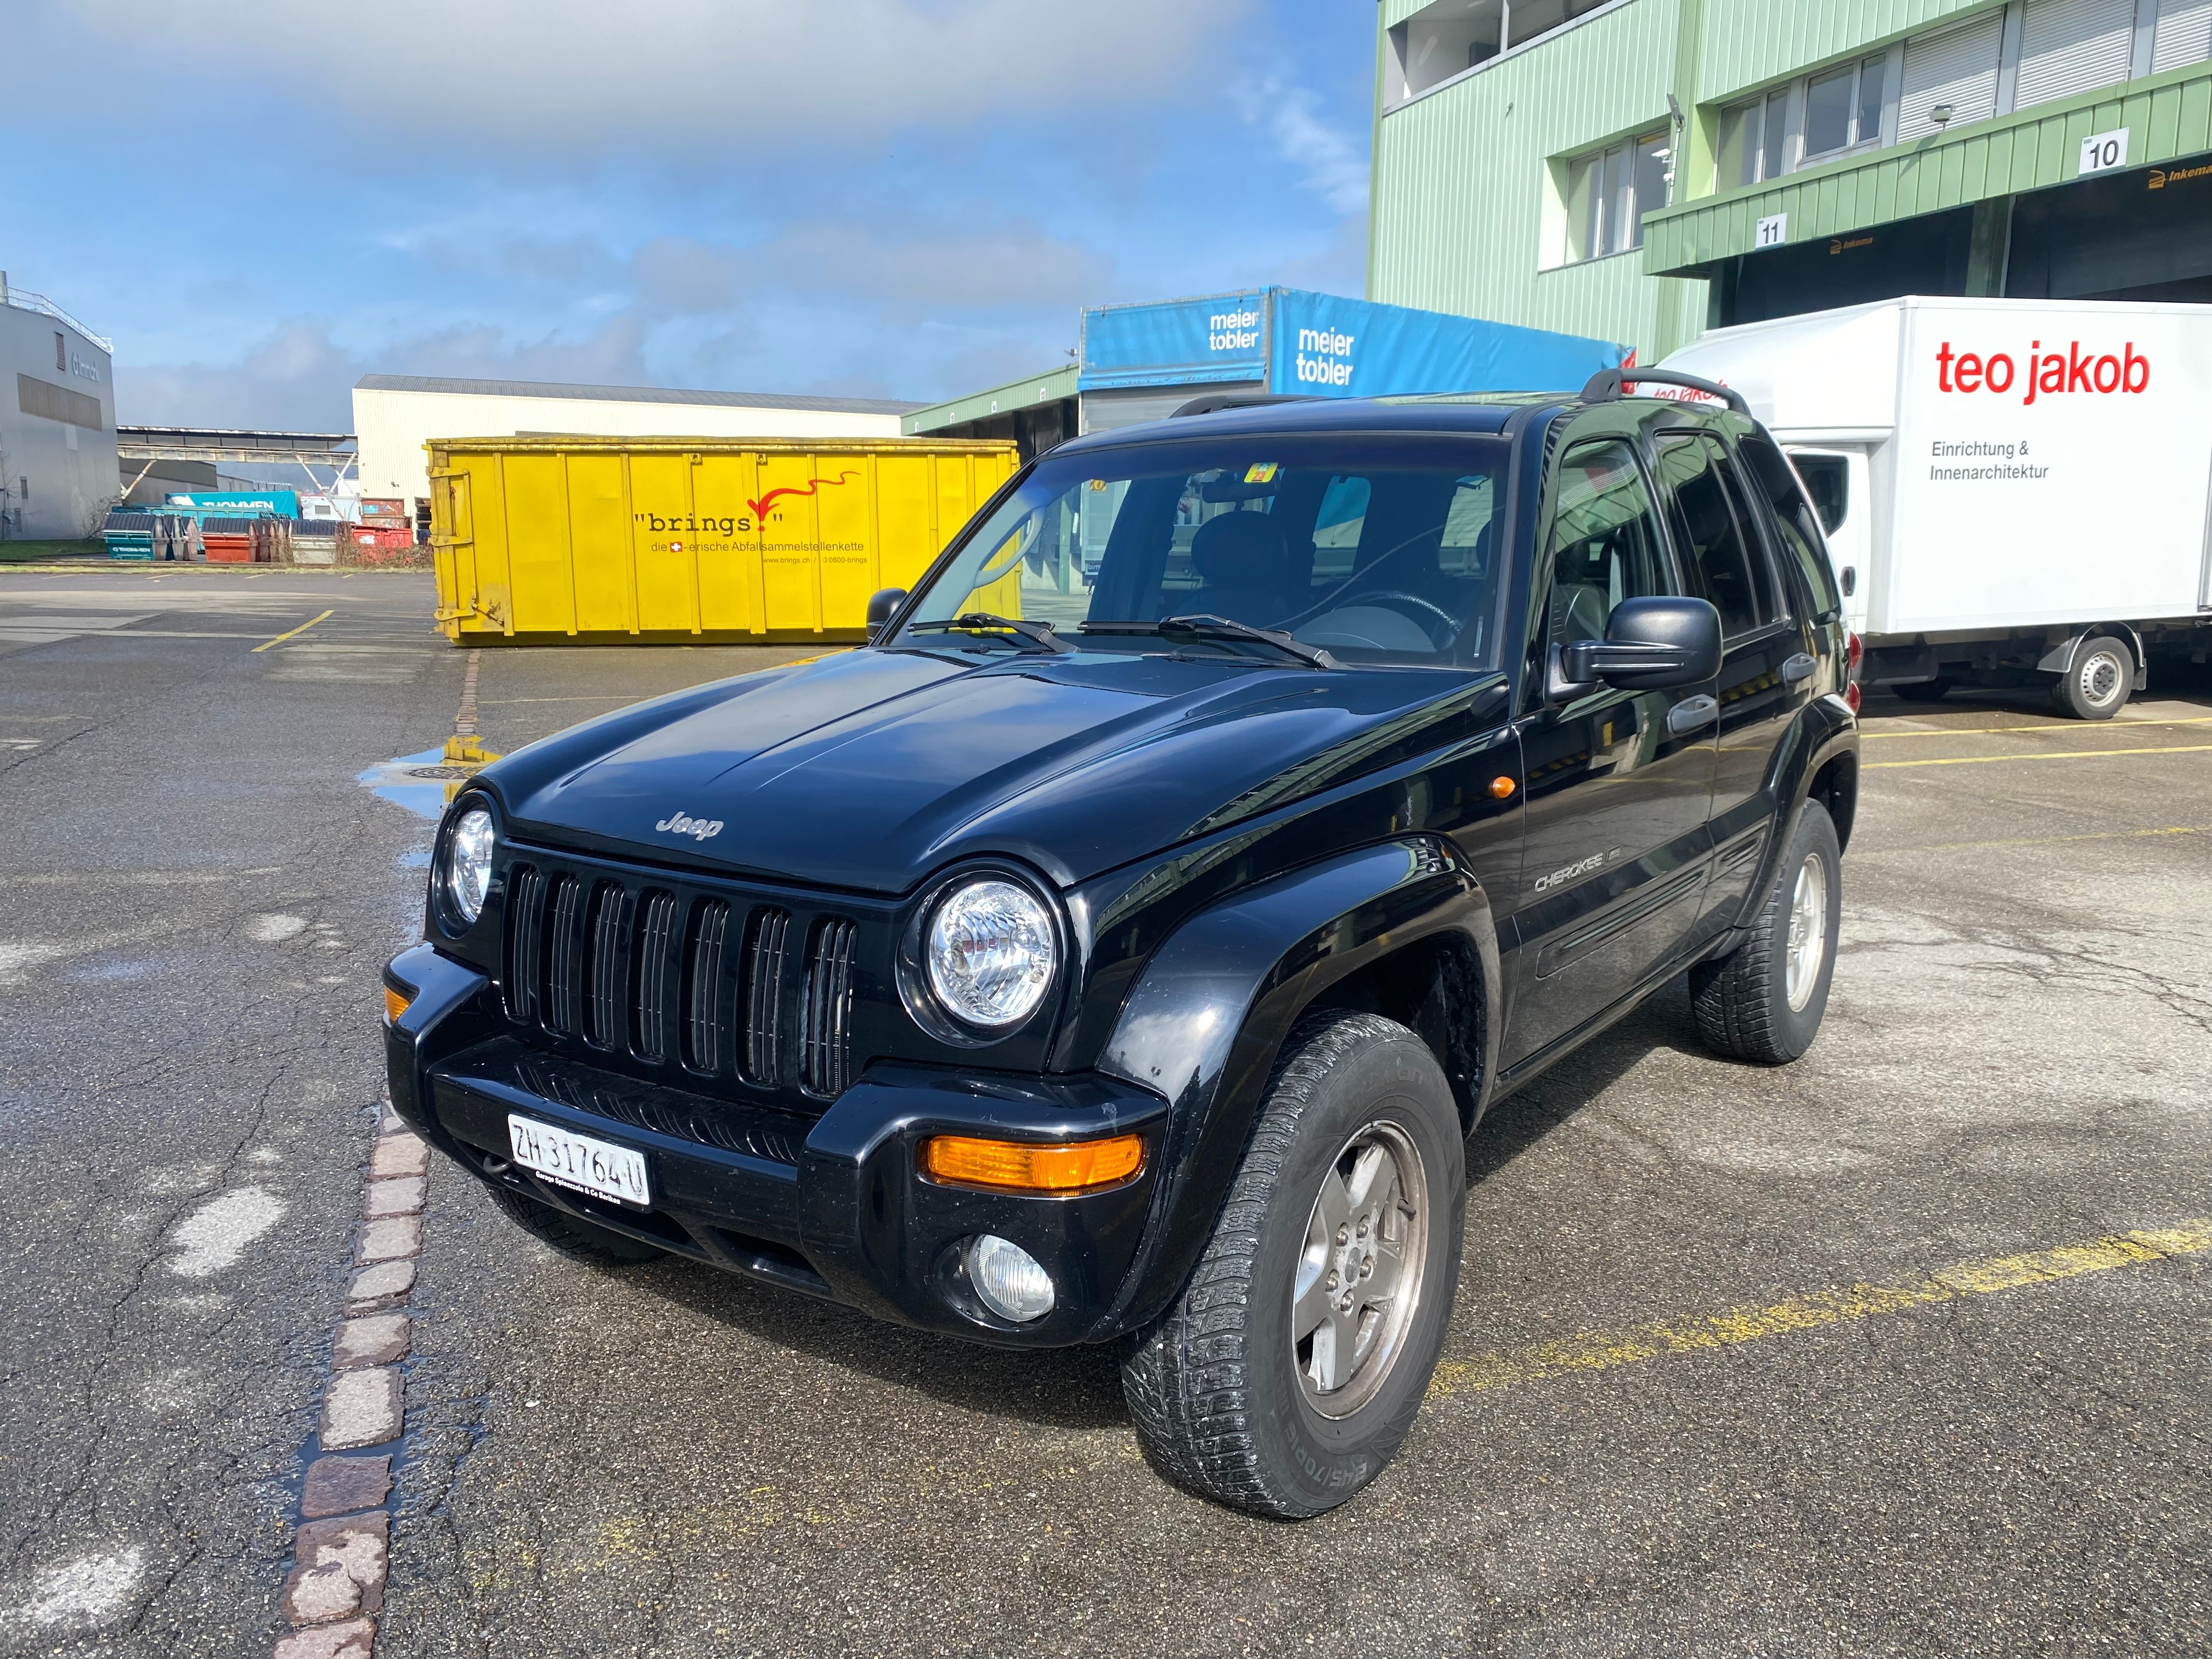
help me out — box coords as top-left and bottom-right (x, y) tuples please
(0, 284), (112, 354)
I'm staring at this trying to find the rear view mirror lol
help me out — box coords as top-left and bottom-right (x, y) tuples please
(1556, 596), (1722, 693)
(865, 587), (908, 643)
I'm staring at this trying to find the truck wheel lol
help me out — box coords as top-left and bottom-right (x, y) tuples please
(487, 1181), (666, 1266)
(1119, 1011), (1464, 1519)
(1892, 677), (1953, 703)
(2051, 635), (2132, 720)
(1690, 800), (1842, 1065)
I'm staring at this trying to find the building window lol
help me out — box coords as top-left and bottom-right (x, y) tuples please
(1385, 0), (1621, 109)
(1563, 131), (1669, 262)
(55, 332), (66, 371)
(1722, 51), (1890, 186)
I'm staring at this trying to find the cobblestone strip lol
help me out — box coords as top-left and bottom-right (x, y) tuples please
(273, 1102), (427, 1659)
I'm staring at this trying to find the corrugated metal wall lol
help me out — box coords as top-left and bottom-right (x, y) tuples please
(1697, 0), (1996, 100)
(1369, 0), (1695, 358)
(1644, 65), (2212, 270)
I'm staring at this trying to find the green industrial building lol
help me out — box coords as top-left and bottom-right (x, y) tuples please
(1370, 0), (2212, 362)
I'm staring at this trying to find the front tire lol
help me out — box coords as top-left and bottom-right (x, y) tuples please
(1120, 1012), (1465, 1519)
(2051, 635), (2132, 720)
(487, 1181), (667, 1266)
(1690, 799), (1842, 1065)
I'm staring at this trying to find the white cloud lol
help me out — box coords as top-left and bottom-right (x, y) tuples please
(59, 0), (1254, 153)
(631, 217), (1111, 319)
(1230, 74), (1371, 216)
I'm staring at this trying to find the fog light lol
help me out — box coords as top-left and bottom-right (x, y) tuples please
(963, 1234), (1055, 1323)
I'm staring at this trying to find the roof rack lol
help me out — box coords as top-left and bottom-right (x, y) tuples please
(1169, 392), (1320, 419)
(1578, 365), (1750, 416)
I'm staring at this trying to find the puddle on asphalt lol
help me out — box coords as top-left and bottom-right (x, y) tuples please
(357, 747), (496, 821)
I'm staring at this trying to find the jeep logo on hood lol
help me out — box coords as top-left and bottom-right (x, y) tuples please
(654, 811), (724, 841)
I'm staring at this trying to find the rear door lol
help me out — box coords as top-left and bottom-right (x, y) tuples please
(1504, 435), (1718, 1068)
(1654, 426), (1815, 931)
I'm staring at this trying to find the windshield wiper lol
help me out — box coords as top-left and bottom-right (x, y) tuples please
(1080, 614), (1336, 669)
(906, 613), (1073, 654)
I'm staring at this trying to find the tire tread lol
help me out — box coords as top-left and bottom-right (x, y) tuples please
(1120, 1011), (1413, 1517)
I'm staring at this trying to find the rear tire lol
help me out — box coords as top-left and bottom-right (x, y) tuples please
(1892, 677), (1953, 703)
(1120, 1012), (1464, 1519)
(2050, 635), (2132, 720)
(1691, 800), (1842, 1065)
(487, 1181), (667, 1266)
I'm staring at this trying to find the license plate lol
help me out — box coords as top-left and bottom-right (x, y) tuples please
(506, 1115), (651, 1207)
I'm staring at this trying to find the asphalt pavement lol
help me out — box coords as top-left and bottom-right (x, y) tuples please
(2, 565), (2206, 1657)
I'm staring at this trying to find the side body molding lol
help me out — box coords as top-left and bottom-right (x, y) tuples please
(1088, 837), (1500, 1338)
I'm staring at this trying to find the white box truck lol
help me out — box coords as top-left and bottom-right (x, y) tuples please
(1657, 296), (2212, 718)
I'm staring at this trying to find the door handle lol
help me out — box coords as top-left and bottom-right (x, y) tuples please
(1781, 652), (1818, 684)
(1667, 695), (1718, 737)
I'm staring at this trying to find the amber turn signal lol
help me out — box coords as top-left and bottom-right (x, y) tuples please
(1489, 775), (1517, 799)
(921, 1132), (1145, 1194)
(383, 986), (413, 1025)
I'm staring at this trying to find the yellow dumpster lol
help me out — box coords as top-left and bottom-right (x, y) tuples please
(426, 435), (1021, 644)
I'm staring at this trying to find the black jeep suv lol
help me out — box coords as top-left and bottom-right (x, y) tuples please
(383, 370), (1859, 1518)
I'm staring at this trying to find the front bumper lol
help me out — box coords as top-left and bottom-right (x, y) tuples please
(381, 944), (1167, 1346)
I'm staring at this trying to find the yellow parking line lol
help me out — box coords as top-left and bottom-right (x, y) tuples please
(250, 608), (334, 652)
(1429, 1221), (2212, 1401)
(1855, 826), (2199, 856)
(1864, 715), (2212, 740)
(1866, 742), (2212, 770)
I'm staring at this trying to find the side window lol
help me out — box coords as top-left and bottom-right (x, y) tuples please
(1739, 436), (1844, 621)
(1654, 433), (1776, 636)
(1439, 473), (1496, 575)
(1309, 475), (1372, 585)
(1542, 440), (1671, 648)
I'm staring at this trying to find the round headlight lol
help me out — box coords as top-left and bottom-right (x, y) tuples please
(443, 806), (495, 927)
(924, 877), (1057, 1031)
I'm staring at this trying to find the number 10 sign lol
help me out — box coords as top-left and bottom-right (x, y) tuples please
(2079, 129), (2129, 176)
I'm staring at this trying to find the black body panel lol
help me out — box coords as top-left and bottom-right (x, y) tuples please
(383, 390), (1859, 1348)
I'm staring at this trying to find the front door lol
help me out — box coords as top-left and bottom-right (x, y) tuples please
(1505, 437), (1718, 1068)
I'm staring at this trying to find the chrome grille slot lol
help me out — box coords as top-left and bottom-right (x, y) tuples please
(802, 917), (857, 1098)
(584, 883), (631, 1050)
(504, 864), (544, 1023)
(633, 891), (679, 1065)
(684, 900), (733, 1074)
(742, 908), (791, 1085)
(544, 875), (586, 1036)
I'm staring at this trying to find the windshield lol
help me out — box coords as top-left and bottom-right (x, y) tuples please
(893, 433), (1511, 669)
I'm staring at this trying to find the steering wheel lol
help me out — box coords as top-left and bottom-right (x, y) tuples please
(1346, 590), (1463, 648)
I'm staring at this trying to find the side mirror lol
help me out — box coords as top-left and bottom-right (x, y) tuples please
(865, 587), (907, 644)
(1557, 596), (1722, 693)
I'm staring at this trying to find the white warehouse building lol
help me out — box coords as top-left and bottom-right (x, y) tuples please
(353, 375), (921, 531)
(1, 274), (118, 542)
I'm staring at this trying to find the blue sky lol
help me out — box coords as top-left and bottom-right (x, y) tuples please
(5, 1), (1378, 431)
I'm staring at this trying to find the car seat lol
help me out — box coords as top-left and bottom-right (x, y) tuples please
(1188, 511), (1296, 627)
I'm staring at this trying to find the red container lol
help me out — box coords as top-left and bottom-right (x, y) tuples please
(203, 534), (255, 563)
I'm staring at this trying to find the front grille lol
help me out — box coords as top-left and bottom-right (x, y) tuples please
(743, 909), (791, 1084)
(501, 855), (864, 1107)
(684, 900), (732, 1074)
(802, 918), (857, 1098)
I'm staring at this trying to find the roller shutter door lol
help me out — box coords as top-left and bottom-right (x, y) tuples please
(1898, 12), (2006, 141)
(2015, 0), (2138, 109)
(1081, 383), (1263, 434)
(2154, 0), (2212, 71)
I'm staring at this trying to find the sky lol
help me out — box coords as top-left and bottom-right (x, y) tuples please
(3, 1), (1378, 433)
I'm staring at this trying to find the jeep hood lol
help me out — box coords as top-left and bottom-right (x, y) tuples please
(487, 646), (1506, 893)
